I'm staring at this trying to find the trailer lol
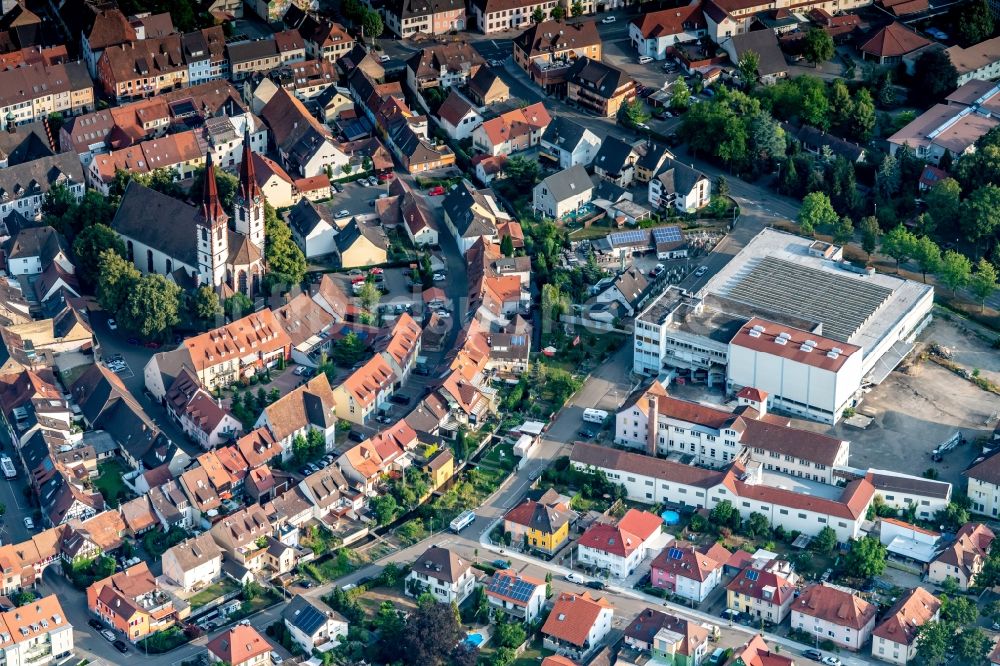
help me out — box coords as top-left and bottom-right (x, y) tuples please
(931, 431), (964, 462)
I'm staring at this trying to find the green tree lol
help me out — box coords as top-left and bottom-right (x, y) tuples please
(710, 500), (737, 526)
(798, 192), (838, 237)
(119, 274), (182, 339)
(941, 595), (978, 626)
(828, 79), (854, 133)
(916, 621), (953, 666)
(373, 601), (407, 663)
(956, 627), (991, 664)
(264, 202), (306, 286)
(97, 250), (140, 314)
(935, 500), (970, 531)
(743, 512), (770, 539)
(961, 185), (1000, 255)
(189, 165), (238, 210)
(803, 28), (834, 67)
(494, 621), (526, 649)
(242, 580), (262, 601)
(843, 536), (887, 578)
(500, 234), (514, 257)
(910, 236), (942, 283)
(851, 88), (877, 142)
(913, 49), (959, 105)
(224, 293), (253, 319)
(832, 216), (854, 244)
(880, 225), (917, 273)
(331, 331), (367, 366)
(970, 258), (999, 311)
(371, 494), (398, 525)
(670, 78), (691, 111)
(925, 177), (962, 231)
(551, 4), (565, 18)
(531, 7), (544, 22)
(621, 98), (651, 128)
(959, 0), (995, 46)
(800, 83), (831, 130)
(859, 216), (881, 260)
(73, 224), (126, 289)
(492, 647), (517, 666)
(402, 597), (464, 665)
(939, 249), (973, 294)
(192, 286), (221, 321)
(357, 280), (380, 313)
(504, 155), (542, 190)
(571, 0), (584, 15)
(738, 50), (760, 88)
(812, 526), (838, 553)
(361, 9), (383, 38)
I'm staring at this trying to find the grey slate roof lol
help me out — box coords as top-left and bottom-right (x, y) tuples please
(112, 181), (202, 268)
(655, 159), (707, 197)
(0, 152), (83, 202)
(442, 179), (498, 238)
(336, 218), (389, 253)
(729, 29), (787, 77)
(541, 116), (592, 153)
(0, 120), (54, 166)
(593, 136), (637, 175)
(286, 198), (335, 238)
(567, 56), (631, 99)
(539, 164), (593, 203)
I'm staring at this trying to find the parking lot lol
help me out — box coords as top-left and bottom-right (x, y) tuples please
(103, 352), (134, 380)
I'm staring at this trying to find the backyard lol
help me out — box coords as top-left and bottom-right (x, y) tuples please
(93, 459), (133, 507)
(187, 579), (240, 609)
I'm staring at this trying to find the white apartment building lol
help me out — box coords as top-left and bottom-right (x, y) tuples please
(471, 0), (558, 34)
(571, 442), (874, 543)
(791, 584), (877, 651)
(965, 450), (1000, 517)
(576, 509), (665, 579)
(615, 381), (850, 482)
(0, 595), (73, 666)
(406, 546), (476, 604)
(865, 469), (951, 521)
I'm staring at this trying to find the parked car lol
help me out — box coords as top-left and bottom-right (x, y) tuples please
(427, 185), (445, 196)
(335, 209), (350, 218)
(113, 640), (129, 654)
(821, 659), (841, 666)
(22, 517), (34, 530)
(107, 318), (117, 330)
(348, 430), (365, 442)
(389, 394), (411, 406)
(601, 15), (616, 22)
(565, 572), (585, 583)
(432, 273), (446, 281)
(271, 652), (284, 665)
(802, 649), (823, 661)
(101, 630), (116, 643)
(694, 265), (708, 277)
(493, 559), (511, 569)
(585, 580), (606, 590)
(580, 429), (596, 439)
(88, 619), (103, 631)
(379, 54), (391, 62)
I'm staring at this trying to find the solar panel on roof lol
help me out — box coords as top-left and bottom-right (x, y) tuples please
(652, 226), (683, 243)
(745, 569), (759, 581)
(608, 230), (648, 247)
(667, 547), (683, 560)
(488, 573), (536, 603)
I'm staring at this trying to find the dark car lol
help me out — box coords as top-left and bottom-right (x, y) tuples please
(493, 559), (511, 569)
(113, 640), (129, 654)
(88, 619), (103, 631)
(348, 430), (365, 442)
(580, 429), (596, 438)
(803, 649), (823, 661)
(585, 580), (606, 590)
(389, 394), (411, 406)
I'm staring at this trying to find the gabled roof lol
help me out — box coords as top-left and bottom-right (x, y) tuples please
(539, 164), (594, 203)
(650, 540), (729, 582)
(437, 89), (477, 127)
(793, 583), (876, 630)
(727, 29), (787, 77)
(478, 102), (551, 148)
(873, 587), (939, 646)
(514, 19), (602, 58)
(262, 374), (336, 442)
(542, 591), (613, 647)
(860, 21), (931, 58)
(631, 4), (706, 39)
(567, 57), (633, 99)
(577, 509), (662, 557)
(206, 625), (271, 665)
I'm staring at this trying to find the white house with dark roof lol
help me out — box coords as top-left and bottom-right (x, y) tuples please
(405, 545), (475, 603)
(486, 569), (546, 623)
(0, 153), (84, 224)
(648, 159), (710, 213)
(539, 117), (602, 169)
(282, 594), (348, 652)
(532, 165), (594, 219)
(285, 198), (338, 259)
(436, 89), (482, 141)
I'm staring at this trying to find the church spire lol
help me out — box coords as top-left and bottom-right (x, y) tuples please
(201, 152), (226, 223)
(237, 125), (260, 203)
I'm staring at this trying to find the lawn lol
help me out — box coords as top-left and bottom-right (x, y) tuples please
(94, 459), (132, 507)
(479, 443), (516, 471)
(302, 548), (366, 583)
(480, 638), (554, 666)
(187, 579), (239, 609)
(138, 626), (187, 654)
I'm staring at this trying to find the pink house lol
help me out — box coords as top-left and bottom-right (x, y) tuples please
(650, 541), (730, 603)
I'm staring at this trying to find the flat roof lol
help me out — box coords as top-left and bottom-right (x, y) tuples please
(758, 469), (842, 501)
(699, 228), (933, 359)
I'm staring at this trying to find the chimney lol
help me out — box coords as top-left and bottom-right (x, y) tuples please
(646, 392), (659, 456)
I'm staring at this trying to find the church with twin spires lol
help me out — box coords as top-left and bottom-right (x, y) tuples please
(111, 129), (267, 298)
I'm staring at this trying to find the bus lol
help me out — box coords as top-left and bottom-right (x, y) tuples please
(450, 509), (476, 533)
(0, 456), (15, 479)
(582, 408), (609, 424)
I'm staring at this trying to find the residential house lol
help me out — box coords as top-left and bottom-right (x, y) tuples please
(95, 37), (189, 102)
(299, 465), (353, 520)
(386, 120), (457, 173)
(164, 369), (241, 449)
(0, 369), (72, 448)
(472, 102), (551, 156)
(474, 154), (507, 185)
(281, 595), (348, 652)
(593, 136), (640, 187)
(260, 88), (349, 178)
(437, 90), (482, 141)
(566, 57), (636, 117)
(928, 522), (994, 590)
(485, 569), (547, 623)
(0, 62), (94, 127)
(0, 594), (73, 666)
(946, 36), (1000, 86)
(284, 14), (354, 63)
(649, 159), (711, 212)
(236, 428), (282, 470)
(250, 153), (297, 208)
(630, 6), (707, 60)
(576, 509), (665, 579)
(467, 67), (509, 106)
(503, 489), (573, 554)
(861, 22), (932, 65)
(540, 116), (602, 169)
(334, 219), (389, 269)
(441, 180), (510, 254)
(273, 292), (338, 367)
(161, 532), (223, 593)
(650, 541), (730, 603)
(331, 355), (396, 426)
(384, 0), (467, 37)
(406, 545), (476, 603)
(791, 583), (877, 651)
(179, 465), (223, 519)
(541, 591), (614, 660)
(872, 587), (940, 665)
(731, 635), (795, 666)
(336, 422), (418, 492)
(209, 504), (272, 572)
(514, 19), (602, 93)
(406, 42), (485, 94)
(286, 198), (338, 259)
(623, 608), (709, 665)
(87, 562), (189, 641)
(725, 560), (798, 623)
(425, 449), (454, 490)
(255, 374), (336, 460)
(532, 164), (594, 220)
(721, 29), (787, 84)
(378, 179), (439, 247)
(228, 30), (306, 80)
(206, 625), (272, 666)
(966, 450), (1000, 518)
(5, 226), (72, 277)
(471, 0), (560, 34)
(0, 153), (84, 224)
(635, 144), (673, 184)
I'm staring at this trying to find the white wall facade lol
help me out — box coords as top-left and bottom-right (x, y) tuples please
(630, 23), (706, 60)
(405, 569), (475, 604)
(792, 608), (875, 651)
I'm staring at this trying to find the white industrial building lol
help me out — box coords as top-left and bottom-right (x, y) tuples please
(633, 229), (934, 423)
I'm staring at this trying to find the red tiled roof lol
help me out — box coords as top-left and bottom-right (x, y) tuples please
(872, 587), (939, 645)
(860, 21), (931, 58)
(793, 583), (876, 630)
(541, 591), (613, 647)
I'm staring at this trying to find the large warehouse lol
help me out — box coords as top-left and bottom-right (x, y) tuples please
(633, 229), (934, 423)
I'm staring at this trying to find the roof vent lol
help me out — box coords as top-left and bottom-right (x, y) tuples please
(751, 324), (765, 333)
(774, 337), (786, 346)
(748, 330), (761, 338)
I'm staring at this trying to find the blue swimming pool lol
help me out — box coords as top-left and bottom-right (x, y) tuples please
(465, 633), (484, 647)
(661, 509), (681, 525)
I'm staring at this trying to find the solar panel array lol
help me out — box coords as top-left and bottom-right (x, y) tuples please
(726, 257), (893, 342)
(291, 604), (327, 634)
(608, 229), (649, 247)
(488, 573), (537, 603)
(652, 226), (683, 244)
(667, 547), (684, 560)
(745, 569), (760, 582)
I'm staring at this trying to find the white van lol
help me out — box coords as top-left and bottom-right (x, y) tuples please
(638, 55), (653, 65)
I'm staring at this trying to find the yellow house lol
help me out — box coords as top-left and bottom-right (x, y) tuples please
(425, 449), (454, 490)
(336, 218), (388, 269)
(502, 489), (573, 554)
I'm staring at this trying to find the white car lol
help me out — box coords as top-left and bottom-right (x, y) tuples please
(694, 265), (708, 277)
(379, 54), (391, 63)
(335, 209), (350, 218)
(822, 658), (841, 666)
(565, 572), (585, 583)
(433, 273), (446, 281)
(101, 630), (115, 642)
(22, 517), (33, 530)
(638, 55), (653, 65)
(107, 318), (117, 330)
(601, 15), (616, 23)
